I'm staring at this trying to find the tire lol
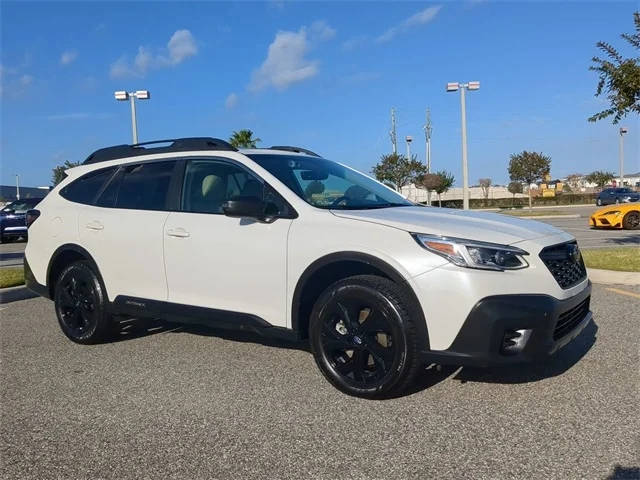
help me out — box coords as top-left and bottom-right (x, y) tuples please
(596, 198), (602, 206)
(309, 275), (423, 399)
(622, 211), (640, 230)
(53, 260), (114, 344)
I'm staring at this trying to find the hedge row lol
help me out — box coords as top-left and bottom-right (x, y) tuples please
(423, 193), (598, 209)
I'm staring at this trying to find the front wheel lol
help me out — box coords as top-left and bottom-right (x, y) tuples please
(622, 211), (640, 230)
(309, 275), (422, 399)
(54, 261), (114, 344)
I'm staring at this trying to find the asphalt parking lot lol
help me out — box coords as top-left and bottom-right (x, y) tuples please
(1, 284), (639, 479)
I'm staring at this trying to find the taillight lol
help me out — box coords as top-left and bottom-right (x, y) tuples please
(26, 209), (40, 228)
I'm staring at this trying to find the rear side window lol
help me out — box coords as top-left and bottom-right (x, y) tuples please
(60, 167), (117, 205)
(114, 160), (176, 211)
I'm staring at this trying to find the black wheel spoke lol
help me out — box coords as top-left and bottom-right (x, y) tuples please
(360, 311), (388, 333)
(366, 339), (394, 368)
(335, 301), (359, 333)
(322, 334), (352, 352)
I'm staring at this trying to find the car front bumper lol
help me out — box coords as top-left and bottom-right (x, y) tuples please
(420, 281), (592, 367)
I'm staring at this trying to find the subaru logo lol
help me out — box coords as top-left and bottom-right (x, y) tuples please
(567, 244), (581, 263)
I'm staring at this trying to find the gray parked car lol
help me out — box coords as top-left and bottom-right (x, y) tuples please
(596, 188), (640, 206)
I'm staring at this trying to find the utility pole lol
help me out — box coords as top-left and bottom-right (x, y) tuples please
(619, 127), (628, 187)
(424, 109), (432, 205)
(390, 108), (398, 154)
(424, 108), (432, 173)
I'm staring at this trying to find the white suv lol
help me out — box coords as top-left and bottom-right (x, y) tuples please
(24, 137), (592, 398)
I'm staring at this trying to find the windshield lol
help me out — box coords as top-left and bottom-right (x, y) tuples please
(1, 198), (39, 213)
(248, 154), (413, 210)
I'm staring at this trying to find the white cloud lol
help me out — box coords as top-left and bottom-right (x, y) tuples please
(167, 29), (198, 64)
(310, 20), (336, 41)
(0, 65), (34, 98)
(110, 29), (197, 78)
(249, 22), (334, 92)
(225, 92), (238, 109)
(377, 6), (442, 43)
(60, 50), (77, 66)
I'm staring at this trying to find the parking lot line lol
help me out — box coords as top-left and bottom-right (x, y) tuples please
(605, 287), (640, 300)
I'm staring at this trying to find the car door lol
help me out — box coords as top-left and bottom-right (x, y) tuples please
(163, 158), (294, 328)
(78, 159), (178, 302)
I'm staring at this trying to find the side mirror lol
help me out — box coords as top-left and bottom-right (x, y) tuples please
(222, 196), (272, 222)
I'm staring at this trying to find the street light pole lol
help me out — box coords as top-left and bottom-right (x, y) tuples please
(459, 86), (469, 210)
(130, 95), (138, 144)
(114, 90), (150, 144)
(619, 127), (628, 187)
(447, 81), (480, 210)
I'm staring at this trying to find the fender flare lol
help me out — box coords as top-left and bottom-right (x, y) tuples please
(46, 243), (106, 297)
(291, 251), (429, 348)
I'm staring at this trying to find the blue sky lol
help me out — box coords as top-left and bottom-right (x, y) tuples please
(1, 1), (638, 188)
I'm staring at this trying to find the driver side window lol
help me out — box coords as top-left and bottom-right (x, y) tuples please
(180, 159), (292, 217)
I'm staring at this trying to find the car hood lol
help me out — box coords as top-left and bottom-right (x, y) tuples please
(331, 206), (566, 245)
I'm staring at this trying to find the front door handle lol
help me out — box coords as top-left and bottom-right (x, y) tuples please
(166, 228), (190, 238)
(85, 221), (104, 231)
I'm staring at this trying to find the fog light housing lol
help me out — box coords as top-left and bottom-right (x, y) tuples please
(501, 329), (532, 355)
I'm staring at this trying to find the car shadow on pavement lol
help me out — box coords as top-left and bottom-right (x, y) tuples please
(606, 465), (640, 479)
(452, 319), (598, 385)
(111, 317), (309, 352)
(606, 236), (640, 246)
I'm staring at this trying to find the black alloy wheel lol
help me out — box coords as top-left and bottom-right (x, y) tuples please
(54, 261), (113, 344)
(622, 211), (640, 230)
(309, 275), (422, 398)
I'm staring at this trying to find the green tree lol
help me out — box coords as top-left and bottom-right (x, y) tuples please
(508, 181), (523, 207)
(229, 129), (261, 148)
(508, 151), (551, 210)
(588, 12), (640, 124)
(478, 178), (492, 206)
(585, 170), (615, 189)
(419, 173), (441, 205)
(51, 160), (81, 186)
(372, 153), (427, 191)
(433, 170), (455, 207)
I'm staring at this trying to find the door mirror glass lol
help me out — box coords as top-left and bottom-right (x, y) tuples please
(222, 196), (268, 221)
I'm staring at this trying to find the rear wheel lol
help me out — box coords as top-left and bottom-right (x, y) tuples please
(54, 261), (114, 344)
(622, 211), (640, 230)
(309, 275), (422, 399)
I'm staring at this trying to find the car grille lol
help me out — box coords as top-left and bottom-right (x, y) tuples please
(539, 241), (587, 289)
(554, 297), (590, 340)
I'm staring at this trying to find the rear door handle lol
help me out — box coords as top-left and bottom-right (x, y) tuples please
(166, 228), (190, 238)
(85, 221), (104, 231)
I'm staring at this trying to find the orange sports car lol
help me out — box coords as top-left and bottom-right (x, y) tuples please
(590, 203), (640, 230)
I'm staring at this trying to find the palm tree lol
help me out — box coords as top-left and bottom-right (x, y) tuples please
(229, 129), (261, 148)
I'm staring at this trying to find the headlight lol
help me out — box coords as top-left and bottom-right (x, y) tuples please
(413, 234), (529, 271)
(603, 210), (621, 215)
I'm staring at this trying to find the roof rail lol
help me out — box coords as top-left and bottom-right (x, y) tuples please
(269, 146), (321, 157)
(82, 137), (237, 165)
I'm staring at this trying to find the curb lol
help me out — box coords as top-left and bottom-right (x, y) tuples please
(587, 268), (640, 286)
(0, 285), (36, 304)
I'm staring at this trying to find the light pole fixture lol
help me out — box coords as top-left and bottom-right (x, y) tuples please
(114, 90), (151, 144)
(405, 135), (413, 161)
(447, 81), (480, 210)
(619, 127), (628, 187)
